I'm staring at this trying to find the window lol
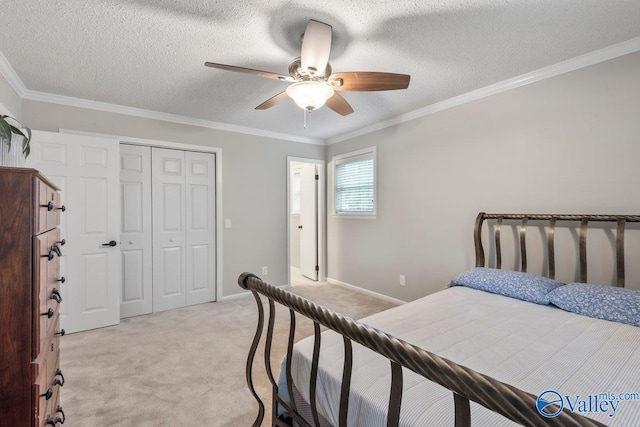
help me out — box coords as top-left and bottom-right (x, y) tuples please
(333, 147), (376, 217)
(291, 171), (301, 214)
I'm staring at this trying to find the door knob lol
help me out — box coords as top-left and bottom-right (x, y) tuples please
(57, 205), (66, 212)
(102, 240), (117, 247)
(298, 225), (303, 229)
(57, 239), (66, 246)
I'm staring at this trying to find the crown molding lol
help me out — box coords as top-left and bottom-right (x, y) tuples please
(2, 36), (639, 147)
(327, 36), (640, 145)
(20, 89), (325, 145)
(0, 47), (322, 144)
(0, 50), (27, 98)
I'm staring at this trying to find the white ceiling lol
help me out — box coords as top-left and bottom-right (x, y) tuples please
(1, 1), (639, 143)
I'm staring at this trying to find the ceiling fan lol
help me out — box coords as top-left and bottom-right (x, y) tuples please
(205, 19), (410, 117)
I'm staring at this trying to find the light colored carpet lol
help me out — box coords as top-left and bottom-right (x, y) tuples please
(60, 279), (397, 426)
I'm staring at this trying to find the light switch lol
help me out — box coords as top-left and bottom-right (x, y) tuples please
(224, 219), (231, 229)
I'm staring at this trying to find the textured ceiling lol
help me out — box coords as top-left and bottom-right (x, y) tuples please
(1, 0), (639, 142)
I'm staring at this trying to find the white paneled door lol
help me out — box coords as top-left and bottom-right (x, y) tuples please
(27, 131), (121, 333)
(151, 148), (216, 311)
(185, 151), (216, 306)
(152, 148), (187, 312)
(300, 164), (318, 280)
(120, 144), (153, 318)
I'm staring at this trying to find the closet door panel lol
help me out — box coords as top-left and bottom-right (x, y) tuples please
(120, 144), (152, 318)
(152, 148), (187, 312)
(185, 151), (216, 305)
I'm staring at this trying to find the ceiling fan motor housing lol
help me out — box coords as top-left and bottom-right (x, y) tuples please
(288, 58), (332, 81)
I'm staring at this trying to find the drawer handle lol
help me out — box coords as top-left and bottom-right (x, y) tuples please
(54, 369), (65, 386)
(55, 329), (66, 336)
(45, 415), (63, 426)
(51, 288), (62, 304)
(41, 388), (53, 400)
(57, 239), (66, 246)
(56, 406), (66, 424)
(42, 201), (54, 211)
(43, 251), (55, 261)
(42, 308), (54, 319)
(57, 205), (66, 212)
(57, 276), (66, 283)
(51, 245), (62, 257)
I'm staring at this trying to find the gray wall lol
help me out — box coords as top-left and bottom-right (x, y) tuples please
(290, 215), (300, 269)
(327, 52), (640, 302)
(21, 99), (325, 298)
(0, 72), (21, 118)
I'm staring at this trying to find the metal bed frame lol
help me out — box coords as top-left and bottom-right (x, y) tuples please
(239, 213), (640, 427)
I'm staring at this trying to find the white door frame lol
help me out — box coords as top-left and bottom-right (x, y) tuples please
(60, 129), (224, 301)
(287, 156), (325, 285)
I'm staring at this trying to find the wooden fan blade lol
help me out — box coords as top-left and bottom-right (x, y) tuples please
(329, 72), (410, 91)
(255, 91), (290, 110)
(325, 93), (354, 116)
(301, 20), (332, 75)
(204, 62), (294, 82)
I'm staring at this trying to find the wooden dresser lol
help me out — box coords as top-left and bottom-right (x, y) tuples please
(0, 167), (66, 426)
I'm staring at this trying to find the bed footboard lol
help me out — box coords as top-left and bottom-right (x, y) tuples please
(238, 273), (606, 427)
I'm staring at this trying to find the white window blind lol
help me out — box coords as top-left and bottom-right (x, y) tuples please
(334, 149), (375, 215)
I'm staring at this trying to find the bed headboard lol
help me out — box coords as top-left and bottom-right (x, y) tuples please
(474, 213), (640, 287)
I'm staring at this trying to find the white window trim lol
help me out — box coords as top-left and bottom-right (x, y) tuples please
(332, 146), (377, 219)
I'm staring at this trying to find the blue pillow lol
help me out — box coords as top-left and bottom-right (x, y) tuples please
(548, 283), (640, 327)
(450, 267), (565, 305)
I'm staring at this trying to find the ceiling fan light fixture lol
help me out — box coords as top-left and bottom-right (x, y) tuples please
(286, 81), (334, 111)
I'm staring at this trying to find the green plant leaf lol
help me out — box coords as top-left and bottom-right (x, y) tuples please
(22, 127), (32, 157)
(1, 116), (32, 158)
(8, 124), (25, 137)
(0, 119), (12, 151)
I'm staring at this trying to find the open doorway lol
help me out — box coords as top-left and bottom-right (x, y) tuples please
(287, 157), (325, 287)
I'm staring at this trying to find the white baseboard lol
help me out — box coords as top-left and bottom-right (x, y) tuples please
(219, 284), (291, 302)
(326, 278), (406, 305)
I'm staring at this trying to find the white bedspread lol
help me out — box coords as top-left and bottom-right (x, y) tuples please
(290, 286), (640, 426)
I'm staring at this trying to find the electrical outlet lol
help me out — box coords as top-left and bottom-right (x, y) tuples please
(399, 275), (406, 286)
(224, 219), (232, 228)
(262, 266), (268, 275)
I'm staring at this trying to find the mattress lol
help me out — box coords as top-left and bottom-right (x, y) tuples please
(287, 286), (640, 426)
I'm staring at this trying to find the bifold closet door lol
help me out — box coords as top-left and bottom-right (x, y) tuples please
(185, 151), (216, 305)
(120, 144), (153, 318)
(152, 148), (187, 312)
(123, 147), (216, 314)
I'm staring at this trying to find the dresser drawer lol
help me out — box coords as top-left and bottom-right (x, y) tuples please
(36, 179), (61, 234)
(33, 335), (63, 427)
(34, 383), (62, 427)
(34, 229), (62, 358)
